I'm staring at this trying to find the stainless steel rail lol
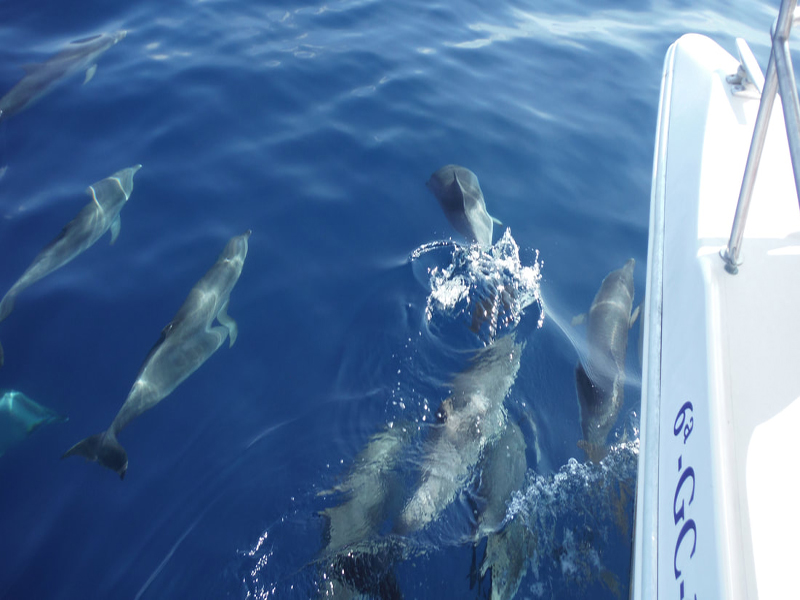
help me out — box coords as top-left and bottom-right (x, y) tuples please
(721, 0), (800, 274)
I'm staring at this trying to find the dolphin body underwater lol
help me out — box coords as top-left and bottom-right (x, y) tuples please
(0, 31), (127, 121)
(0, 165), (142, 367)
(572, 258), (639, 463)
(397, 332), (522, 533)
(472, 419), (533, 600)
(62, 231), (251, 479)
(0, 390), (67, 457)
(316, 170), (532, 598)
(317, 333), (528, 599)
(426, 165), (501, 247)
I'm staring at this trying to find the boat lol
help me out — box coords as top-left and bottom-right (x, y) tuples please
(631, 0), (800, 598)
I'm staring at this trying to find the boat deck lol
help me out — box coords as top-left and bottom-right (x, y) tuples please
(633, 33), (800, 599)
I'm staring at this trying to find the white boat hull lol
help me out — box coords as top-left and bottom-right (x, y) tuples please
(633, 33), (800, 599)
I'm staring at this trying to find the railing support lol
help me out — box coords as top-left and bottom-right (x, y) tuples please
(721, 0), (800, 274)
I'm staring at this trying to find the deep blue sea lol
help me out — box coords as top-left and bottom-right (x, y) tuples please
(0, 1), (781, 599)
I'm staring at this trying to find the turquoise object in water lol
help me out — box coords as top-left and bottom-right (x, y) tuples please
(0, 390), (66, 456)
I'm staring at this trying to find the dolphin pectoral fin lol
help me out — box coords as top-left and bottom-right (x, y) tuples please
(84, 64), (97, 84)
(109, 215), (121, 245)
(571, 313), (586, 327)
(629, 303), (641, 328)
(491, 215), (503, 226)
(216, 300), (238, 348)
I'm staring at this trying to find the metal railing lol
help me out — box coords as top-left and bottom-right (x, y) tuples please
(721, 0), (800, 274)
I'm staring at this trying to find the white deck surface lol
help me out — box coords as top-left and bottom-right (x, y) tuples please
(635, 33), (800, 599)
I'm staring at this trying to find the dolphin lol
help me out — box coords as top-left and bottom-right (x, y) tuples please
(480, 512), (532, 600)
(464, 419), (533, 600)
(316, 424), (413, 599)
(0, 390), (67, 457)
(471, 420), (527, 539)
(571, 258), (639, 462)
(397, 332), (522, 533)
(320, 427), (411, 555)
(316, 333), (523, 597)
(0, 165), (141, 367)
(426, 165), (500, 247)
(62, 231), (251, 479)
(0, 31), (127, 121)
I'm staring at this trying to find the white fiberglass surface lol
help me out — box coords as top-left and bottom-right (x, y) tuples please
(651, 32), (800, 600)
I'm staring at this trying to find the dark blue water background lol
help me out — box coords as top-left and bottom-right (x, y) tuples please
(0, 1), (781, 598)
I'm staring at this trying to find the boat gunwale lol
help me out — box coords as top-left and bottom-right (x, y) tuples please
(631, 38), (675, 600)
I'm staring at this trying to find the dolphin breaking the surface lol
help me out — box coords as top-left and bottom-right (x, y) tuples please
(62, 231), (251, 479)
(0, 390), (67, 457)
(0, 31), (127, 121)
(426, 165), (499, 247)
(572, 258), (639, 462)
(0, 165), (141, 367)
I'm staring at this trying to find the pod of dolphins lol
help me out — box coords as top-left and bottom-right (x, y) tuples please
(0, 33), (251, 479)
(0, 29), (640, 600)
(314, 165), (639, 599)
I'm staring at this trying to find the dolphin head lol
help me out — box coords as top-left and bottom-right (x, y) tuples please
(622, 257), (635, 276)
(221, 230), (251, 263)
(595, 257), (635, 304)
(111, 30), (128, 44)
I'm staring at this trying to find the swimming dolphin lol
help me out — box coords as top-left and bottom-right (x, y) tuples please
(397, 332), (522, 533)
(571, 258), (639, 462)
(426, 165), (500, 247)
(464, 419), (533, 600)
(0, 165), (141, 367)
(320, 427), (411, 555)
(0, 390), (67, 457)
(0, 31), (127, 121)
(316, 334), (522, 597)
(471, 420), (527, 539)
(62, 231), (251, 479)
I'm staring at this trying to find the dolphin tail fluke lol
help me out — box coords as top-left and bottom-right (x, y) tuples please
(62, 433), (103, 461)
(62, 430), (129, 480)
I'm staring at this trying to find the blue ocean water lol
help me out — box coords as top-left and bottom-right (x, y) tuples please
(0, 1), (780, 598)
